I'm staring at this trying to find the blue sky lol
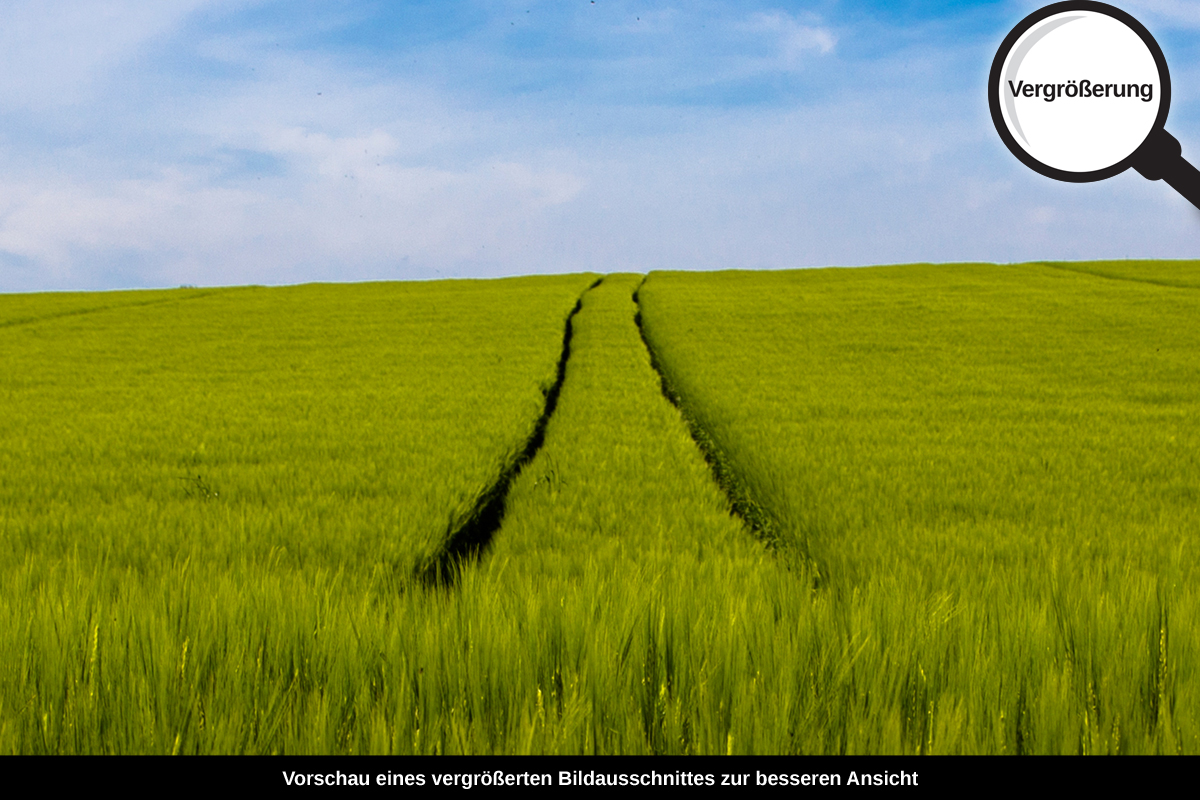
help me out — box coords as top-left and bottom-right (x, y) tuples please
(2, 0), (1199, 291)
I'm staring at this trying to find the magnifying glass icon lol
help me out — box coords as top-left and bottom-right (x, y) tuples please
(989, 1), (1200, 208)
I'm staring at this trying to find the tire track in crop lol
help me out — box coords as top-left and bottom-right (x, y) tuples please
(0, 288), (234, 330)
(419, 278), (603, 587)
(1034, 261), (1200, 290)
(632, 277), (825, 586)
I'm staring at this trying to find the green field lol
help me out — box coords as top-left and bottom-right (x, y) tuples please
(1, 262), (1197, 753)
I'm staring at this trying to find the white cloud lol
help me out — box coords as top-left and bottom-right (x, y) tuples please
(0, 1), (220, 109)
(742, 11), (836, 67)
(0, 122), (587, 290)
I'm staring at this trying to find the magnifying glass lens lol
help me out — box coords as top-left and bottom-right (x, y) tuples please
(991, 4), (1169, 181)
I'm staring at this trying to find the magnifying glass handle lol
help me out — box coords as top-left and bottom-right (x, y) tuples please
(1131, 128), (1200, 210)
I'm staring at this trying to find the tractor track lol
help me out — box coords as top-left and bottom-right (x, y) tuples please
(419, 277), (603, 587)
(632, 277), (824, 587)
(0, 288), (235, 330)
